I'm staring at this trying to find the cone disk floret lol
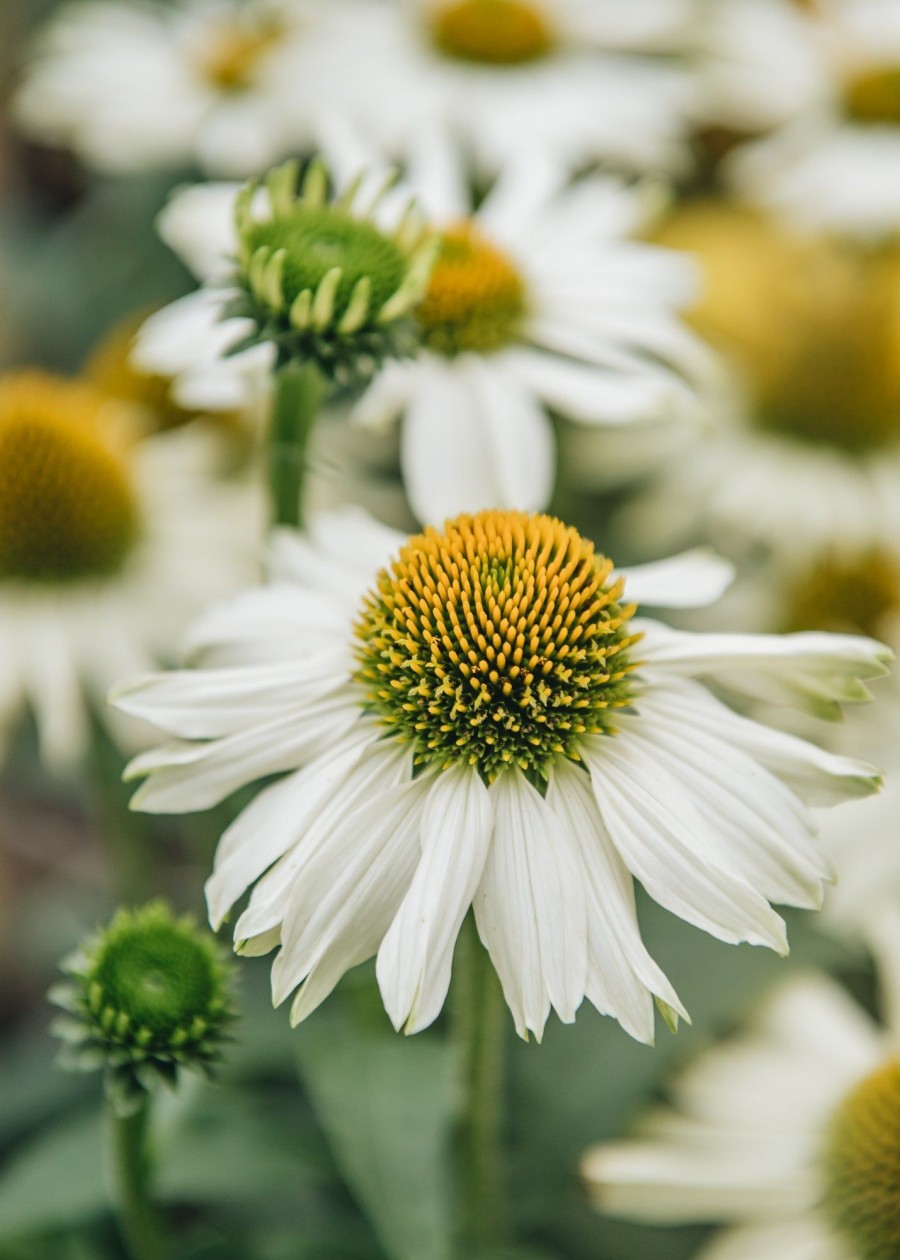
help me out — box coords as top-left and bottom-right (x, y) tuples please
(418, 222), (527, 355)
(197, 15), (285, 91)
(823, 1057), (900, 1260)
(782, 549), (900, 639)
(228, 159), (437, 385)
(0, 371), (139, 583)
(52, 903), (235, 1111)
(844, 65), (900, 126)
(354, 510), (640, 783)
(431, 0), (556, 65)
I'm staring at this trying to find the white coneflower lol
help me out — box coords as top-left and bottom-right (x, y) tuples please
(307, 0), (696, 177)
(628, 203), (900, 565)
(0, 370), (260, 768)
(115, 506), (888, 1042)
(14, 0), (336, 177)
(583, 907), (900, 1260)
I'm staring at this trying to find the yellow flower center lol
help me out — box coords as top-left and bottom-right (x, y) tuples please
(0, 372), (140, 583)
(430, 0), (555, 66)
(354, 511), (639, 782)
(823, 1057), (900, 1260)
(844, 65), (900, 126)
(654, 204), (900, 453)
(198, 18), (286, 92)
(417, 222), (527, 355)
(782, 550), (900, 640)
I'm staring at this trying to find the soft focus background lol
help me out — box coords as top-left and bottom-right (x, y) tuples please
(0, 2), (895, 1258)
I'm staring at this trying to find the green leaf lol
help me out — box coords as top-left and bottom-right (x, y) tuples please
(294, 985), (456, 1260)
(0, 1110), (106, 1240)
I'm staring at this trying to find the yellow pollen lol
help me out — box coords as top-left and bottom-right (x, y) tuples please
(418, 221), (527, 355)
(431, 0), (555, 66)
(0, 372), (140, 583)
(654, 203), (900, 453)
(198, 18), (285, 92)
(354, 510), (640, 781)
(844, 65), (900, 127)
(823, 1057), (900, 1260)
(782, 549), (900, 640)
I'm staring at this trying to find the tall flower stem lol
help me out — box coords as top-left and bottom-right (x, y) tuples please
(452, 915), (508, 1256)
(108, 1097), (165, 1260)
(268, 360), (327, 529)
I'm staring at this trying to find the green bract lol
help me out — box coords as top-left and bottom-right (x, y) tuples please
(227, 158), (438, 386)
(51, 902), (235, 1113)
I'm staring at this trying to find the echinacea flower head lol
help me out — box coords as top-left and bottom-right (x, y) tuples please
(116, 507), (890, 1043)
(0, 369), (260, 768)
(222, 158), (437, 386)
(582, 908), (900, 1260)
(632, 204), (900, 563)
(52, 902), (235, 1112)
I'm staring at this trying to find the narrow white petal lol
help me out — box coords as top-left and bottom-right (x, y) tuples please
(376, 765), (493, 1034)
(697, 1218), (850, 1260)
(474, 773), (587, 1040)
(616, 550), (734, 610)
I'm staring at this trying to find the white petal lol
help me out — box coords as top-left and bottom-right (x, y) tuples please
(697, 1219), (850, 1260)
(183, 584), (347, 666)
(474, 772), (587, 1040)
(467, 356), (555, 512)
(377, 765), (493, 1033)
(616, 550), (734, 610)
(504, 346), (676, 426)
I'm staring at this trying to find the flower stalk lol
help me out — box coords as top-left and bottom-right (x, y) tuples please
(452, 915), (508, 1256)
(268, 360), (326, 529)
(108, 1097), (165, 1260)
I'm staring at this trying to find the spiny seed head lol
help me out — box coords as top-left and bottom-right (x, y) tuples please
(431, 0), (556, 66)
(822, 1057), (900, 1260)
(51, 902), (235, 1113)
(227, 158), (438, 385)
(0, 371), (140, 584)
(418, 221), (527, 355)
(782, 549), (900, 640)
(354, 510), (640, 783)
(844, 65), (900, 126)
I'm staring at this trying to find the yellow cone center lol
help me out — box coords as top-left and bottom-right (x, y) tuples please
(418, 222), (527, 355)
(198, 18), (286, 92)
(823, 1057), (900, 1260)
(431, 0), (555, 66)
(354, 510), (639, 782)
(844, 65), (900, 126)
(654, 204), (900, 453)
(0, 372), (140, 582)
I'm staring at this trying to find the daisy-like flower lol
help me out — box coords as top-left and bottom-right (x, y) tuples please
(630, 203), (900, 565)
(14, 0), (336, 177)
(115, 507), (889, 1042)
(718, 0), (900, 240)
(582, 907), (900, 1260)
(0, 370), (260, 769)
(311, 0), (696, 177)
(133, 137), (713, 524)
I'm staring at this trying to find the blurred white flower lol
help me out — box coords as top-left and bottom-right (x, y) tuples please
(114, 506), (888, 1042)
(14, 0), (337, 176)
(720, 0), (900, 240)
(627, 204), (900, 565)
(583, 908), (900, 1260)
(315, 0), (696, 176)
(0, 371), (261, 768)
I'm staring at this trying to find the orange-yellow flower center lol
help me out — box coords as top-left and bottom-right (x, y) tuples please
(0, 372), (140, 582)
(823, 1057), (900, 1260)
(354, 510), (639, 781)
(198, 18), (286, 92)
(844, 64), (900, 126)
(430, 0), (555, 66)
(417, 222), (527, 355)
(782, 549), (900, 640)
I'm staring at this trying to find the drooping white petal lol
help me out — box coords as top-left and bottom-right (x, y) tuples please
(616, 550), (734, 609)
(182, 584), (348, 667)
(547, 759), (686, 1044)
(697, 1218), (851, 1260)
(474, 772), (587, 1040)
(582, 735), (789, 952)
(377, 764), (493, 1034)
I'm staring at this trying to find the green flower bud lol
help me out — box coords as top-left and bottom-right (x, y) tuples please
(226, 157), (438, 387)
(51, 902), (235, 1113)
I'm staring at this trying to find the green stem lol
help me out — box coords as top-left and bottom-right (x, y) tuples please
(108, 1098), (165, 1260)
(268, 360), (327, 529)
(452, 916), (508, 1257)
